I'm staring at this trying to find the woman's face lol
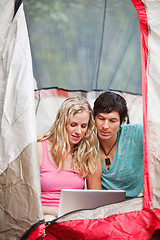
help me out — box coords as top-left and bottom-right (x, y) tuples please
(67, 110), (90, 148)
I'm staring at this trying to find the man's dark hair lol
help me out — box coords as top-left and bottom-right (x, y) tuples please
(93, 91), (128, 124)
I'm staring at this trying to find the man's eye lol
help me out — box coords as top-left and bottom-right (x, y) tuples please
(110, 120), (116, 123)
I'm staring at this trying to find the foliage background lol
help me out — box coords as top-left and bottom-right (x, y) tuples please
(24, 0), (141, 94)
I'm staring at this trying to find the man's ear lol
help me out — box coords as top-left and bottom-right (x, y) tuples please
(126, 114), (130, 124)
(121, 114), (130, 125)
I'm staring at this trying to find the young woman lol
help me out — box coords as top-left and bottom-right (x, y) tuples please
(38, 96), (102, 220)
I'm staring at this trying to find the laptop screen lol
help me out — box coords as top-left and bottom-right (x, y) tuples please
(58, 189), (126, 217)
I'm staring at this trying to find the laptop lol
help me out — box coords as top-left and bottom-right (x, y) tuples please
(58, 189), (126, 217)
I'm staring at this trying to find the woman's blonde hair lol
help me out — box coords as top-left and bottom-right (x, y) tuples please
(38, 96), (99, 177)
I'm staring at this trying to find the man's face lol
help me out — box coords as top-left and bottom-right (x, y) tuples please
(95, 111), (120, 142)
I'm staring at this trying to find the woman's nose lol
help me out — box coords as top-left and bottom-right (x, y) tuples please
(75, 125), (81, 134)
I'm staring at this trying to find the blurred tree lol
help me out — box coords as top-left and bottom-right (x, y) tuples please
(24, 0), (141, 94)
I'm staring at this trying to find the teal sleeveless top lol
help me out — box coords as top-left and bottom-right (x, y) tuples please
(101, 124), (143, 198)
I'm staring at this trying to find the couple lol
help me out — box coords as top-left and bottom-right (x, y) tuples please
(38, 91), (143, 220)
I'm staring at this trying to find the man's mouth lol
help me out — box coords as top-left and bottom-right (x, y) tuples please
(100, 130), (110, 136)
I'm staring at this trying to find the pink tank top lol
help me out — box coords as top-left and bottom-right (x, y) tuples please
(40, 140), (85, 207)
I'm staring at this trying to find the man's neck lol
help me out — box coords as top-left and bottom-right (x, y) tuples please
(99, 136), (117, 153)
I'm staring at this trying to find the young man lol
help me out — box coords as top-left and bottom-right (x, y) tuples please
(93, 91), (144, 198)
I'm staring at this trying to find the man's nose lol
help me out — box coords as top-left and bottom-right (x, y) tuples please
(103, 120), (109, 129)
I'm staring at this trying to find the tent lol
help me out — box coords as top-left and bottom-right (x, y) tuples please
(0, 0), (160, 239)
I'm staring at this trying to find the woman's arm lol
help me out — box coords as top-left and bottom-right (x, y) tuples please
(42, 205), (59, 221)
(86, 159), (102, 189)
(42, 205), (59, 216)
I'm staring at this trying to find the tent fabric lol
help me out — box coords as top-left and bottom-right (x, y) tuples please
(0, 0), (36, 173)
(144, 0), (160, 210)
(1, 0), (160, 239)
(133, 0), (160, 210)
(132, 0), (152, 208)
(131, 0), (151, 209)
(44, 208), (160, 240)
(24, 197), (160, 239)
(0, 2), (44, 239)
(21, 221), (45, 240)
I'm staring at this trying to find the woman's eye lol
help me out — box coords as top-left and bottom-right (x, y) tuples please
(70, 123), (76, 127)
(81, 124), (87, 128)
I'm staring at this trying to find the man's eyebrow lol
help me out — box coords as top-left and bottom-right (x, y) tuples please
(97, 113), (104, 116)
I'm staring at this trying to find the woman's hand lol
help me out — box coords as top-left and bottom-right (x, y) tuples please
(42, 205), (59, 221)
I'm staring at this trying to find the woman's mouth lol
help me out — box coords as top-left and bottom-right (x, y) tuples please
(71, 135), (81, 140)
